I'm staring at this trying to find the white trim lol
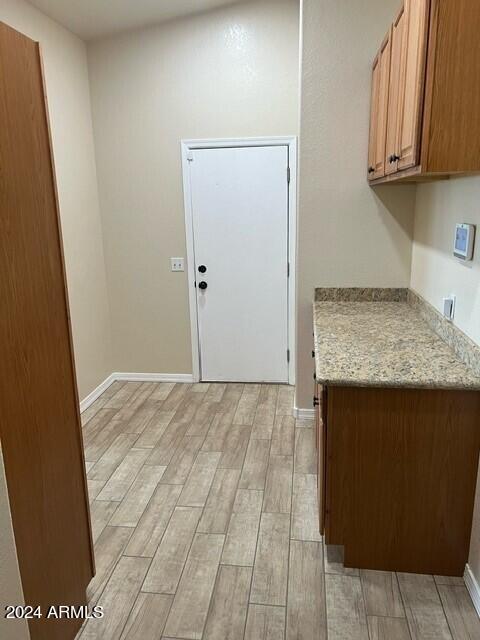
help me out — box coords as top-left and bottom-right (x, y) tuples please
(465, 564), (480, 618)
(181, 145), (201, 383)
(112, 372), (194, 383)
(79, 372), (194, 413)
(79, 373), (116, 413)
(293, 407), (315, 420)
(181, 136), (298, 385)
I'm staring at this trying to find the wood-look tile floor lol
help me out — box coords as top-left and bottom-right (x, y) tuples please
(76, 381), (480, 640)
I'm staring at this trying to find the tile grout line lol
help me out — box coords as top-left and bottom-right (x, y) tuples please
(199, 533), (228, 640)
(395, 573), (418, 640)
(359, 567), (371, 640)
(433, 574), (456, 640)
(323, 543), (329, 640)
(239, 386), (266, 639)
(312, 416), (328, 640)
(235, 385), (271, 637)
(284, 420), (294, 639)
(193, 386), (244, 639)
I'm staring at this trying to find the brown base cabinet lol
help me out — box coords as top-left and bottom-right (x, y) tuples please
(315, 384), (480, 576)
(367, 0), (480, 184)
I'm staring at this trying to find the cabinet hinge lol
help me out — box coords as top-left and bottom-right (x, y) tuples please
(287, 167), (291, 184)
(287, 349), (290, 363)
(287, 262), (290, 278)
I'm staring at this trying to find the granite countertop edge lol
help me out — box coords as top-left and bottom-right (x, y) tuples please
(313, 288), (480, 392)
(315, 374), (480, 391)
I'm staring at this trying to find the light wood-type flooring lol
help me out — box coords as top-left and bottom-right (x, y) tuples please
(76, 381), (480, 639)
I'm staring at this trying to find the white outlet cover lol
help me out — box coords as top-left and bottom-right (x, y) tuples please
(170, 257), (185, 272)
(442, 295), (456, 321)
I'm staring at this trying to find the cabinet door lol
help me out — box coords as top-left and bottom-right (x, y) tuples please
(385, 5), (406, 175)
(367, 54), (380, 179)
(0, 22), (93, 640)
(397, 0), (429, 170)
(316, 385), (326, 535)
(372, 32), (392, 180)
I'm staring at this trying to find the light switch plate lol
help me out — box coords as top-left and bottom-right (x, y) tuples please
(171, 257), (185, 272)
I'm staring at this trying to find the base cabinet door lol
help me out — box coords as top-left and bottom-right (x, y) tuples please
(315, 385), (326, 535)
(325, 385), (480, 576)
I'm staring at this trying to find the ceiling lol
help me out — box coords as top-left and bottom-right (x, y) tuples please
(27, 0), (244, 40)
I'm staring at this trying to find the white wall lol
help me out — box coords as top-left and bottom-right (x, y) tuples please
(0, 448), (30, 640)
(295, 0), (416, 409)
(411, 178), (480, 345)
(410, 175), (480, 583)
(1, 0), (112, 400)
(88, 0), (299, 375)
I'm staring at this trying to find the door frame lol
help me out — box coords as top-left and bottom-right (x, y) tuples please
(181, 136), (297, 385)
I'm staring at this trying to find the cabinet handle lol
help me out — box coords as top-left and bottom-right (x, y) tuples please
(392, 154), (400, 162)
(312, 350), (315, 358)
(313, 396), (320, 407)
(368, 166), (375, 174)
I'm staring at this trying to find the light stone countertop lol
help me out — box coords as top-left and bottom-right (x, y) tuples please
(313, 300), (480, 390)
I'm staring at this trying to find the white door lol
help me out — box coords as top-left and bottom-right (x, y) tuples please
(188, 145), (289, 383)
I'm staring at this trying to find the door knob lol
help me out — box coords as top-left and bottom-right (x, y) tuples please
(198, 281), (208, 290)
(198, 265), (207, 273)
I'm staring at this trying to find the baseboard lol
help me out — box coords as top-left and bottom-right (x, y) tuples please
(293, 406), (315, 420)
(79, 372), (194, 413)
(112, 372), (194, 383)
(79, 373), (116, 413)
(464, 564), (480, 618)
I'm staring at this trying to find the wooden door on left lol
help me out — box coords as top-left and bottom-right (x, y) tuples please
(0, 22), (94, 640)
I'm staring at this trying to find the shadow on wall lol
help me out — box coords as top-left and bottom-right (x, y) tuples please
(372, 183), (417, 270)
(372, 184), (416, 237)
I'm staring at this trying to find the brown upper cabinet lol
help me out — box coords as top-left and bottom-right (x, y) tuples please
(367, 0), (480, 184)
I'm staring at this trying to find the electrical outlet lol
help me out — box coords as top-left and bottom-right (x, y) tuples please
(442, 295), (456, 321)
(170, 257), (185, 272)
